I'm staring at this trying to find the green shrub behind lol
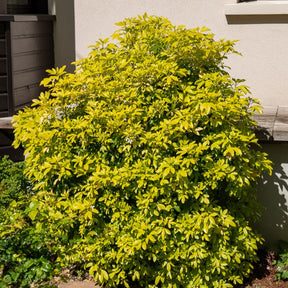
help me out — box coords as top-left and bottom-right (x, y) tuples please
(13, 14), (272, 288)
(0, 156), (58, 287)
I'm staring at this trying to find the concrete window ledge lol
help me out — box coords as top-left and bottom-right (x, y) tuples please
(224, 1), (288, 23)
(252, 106), (288, 142)
(0, 117), (13, 129)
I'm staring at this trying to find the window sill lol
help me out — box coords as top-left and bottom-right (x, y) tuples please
(0, 14), (55, 22)
(253, 106), (288, 142)
(225, 1), (288, 15)
(225, 1), (288, 23)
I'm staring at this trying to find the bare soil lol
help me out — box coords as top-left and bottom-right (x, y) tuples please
(57, 280), (99, 288)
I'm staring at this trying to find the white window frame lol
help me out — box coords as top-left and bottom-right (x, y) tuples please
(225, 1), (288, 17)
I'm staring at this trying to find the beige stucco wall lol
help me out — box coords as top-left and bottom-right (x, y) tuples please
(73, 0), (226, 61)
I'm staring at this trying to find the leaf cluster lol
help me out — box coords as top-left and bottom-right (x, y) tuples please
(12, 14), (272, 287)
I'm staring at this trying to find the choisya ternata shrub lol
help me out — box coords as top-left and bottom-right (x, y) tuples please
(13, 14), (272, 288)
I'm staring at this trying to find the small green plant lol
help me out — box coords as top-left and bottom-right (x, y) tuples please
(272, 241), (288, 281)
(0, 156), (58, 287)
(276, 258), (288, 281)
(13, 14), (272, 288)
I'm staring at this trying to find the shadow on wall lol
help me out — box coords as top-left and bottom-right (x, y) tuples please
(255, 143), (288, 247)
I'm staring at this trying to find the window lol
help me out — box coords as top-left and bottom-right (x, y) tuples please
(7, 0), (48, 14)
(225, 0), (288, 23)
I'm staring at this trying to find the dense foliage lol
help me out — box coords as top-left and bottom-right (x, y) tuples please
(13, 14), (272, 287)
(0, 156), (58, 287)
